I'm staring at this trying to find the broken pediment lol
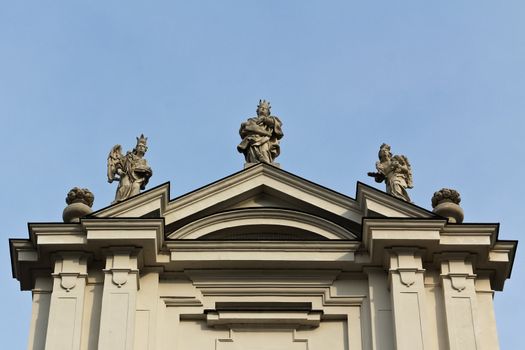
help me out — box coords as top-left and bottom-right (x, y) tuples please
(91, 163), (439, 241)
(10, 162), (516, 293)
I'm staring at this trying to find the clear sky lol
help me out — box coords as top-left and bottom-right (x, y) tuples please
(1, 1), (524, 348)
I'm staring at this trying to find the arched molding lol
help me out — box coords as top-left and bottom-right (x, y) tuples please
(167, 208), (357, 240)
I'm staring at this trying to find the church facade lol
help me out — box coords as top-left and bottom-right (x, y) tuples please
(10, 163), (516, 350)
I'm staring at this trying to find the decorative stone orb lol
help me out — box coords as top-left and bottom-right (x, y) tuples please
(63, 187), (94, 223)
(431, 188), (464, 224)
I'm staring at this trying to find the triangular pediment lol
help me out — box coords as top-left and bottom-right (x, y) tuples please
(91, 163), (438, 241)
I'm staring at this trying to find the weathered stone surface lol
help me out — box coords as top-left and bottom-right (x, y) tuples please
(62, 187), (94, 222)
(432, 188), (464, 223)
(107, 134), (153, 203)
(368, 143), (413, 202)
(10, 165), (516, 350)
(237, 100), (283, 166)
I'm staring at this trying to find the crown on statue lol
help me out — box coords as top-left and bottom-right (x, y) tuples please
(257, 99), (271, 111)
(136, 134), (148, 147)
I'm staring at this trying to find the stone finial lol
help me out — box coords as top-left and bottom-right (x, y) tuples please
(63, 187), (94, 223)
(107, 134), (153, 203)
(367, 143), (413, 202)
(431, 188), (464, 223)
(237, 100), (284, 168)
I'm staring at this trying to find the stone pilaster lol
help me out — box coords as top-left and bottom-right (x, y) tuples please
(475, 273), (499, 350)
(439, 254), (480, 350)
(388, 248), (434, 350)
(365, 267), (394, 350)
(44, 253), (88, 350)
(97, 248), (141, 350)
(28, 277), (52, 350)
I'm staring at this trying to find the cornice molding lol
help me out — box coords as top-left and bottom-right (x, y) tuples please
(357, 182), (436, 218)
(81, 217), (164, 230)
(168, 240), (359, 253)
(91, 182), (170, 218)
(183, 269), (366, 307)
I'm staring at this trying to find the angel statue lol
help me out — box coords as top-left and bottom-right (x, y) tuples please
(107, 134), (153, 203)
(237, 99), (284, 165)
(367, 143), (413, 202)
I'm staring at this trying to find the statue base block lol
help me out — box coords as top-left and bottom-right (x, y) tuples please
(244, 162), (281, 169)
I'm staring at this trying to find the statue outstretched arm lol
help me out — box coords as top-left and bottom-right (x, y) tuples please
(368, 160), (386, 183)
(367, 171), (385, 183)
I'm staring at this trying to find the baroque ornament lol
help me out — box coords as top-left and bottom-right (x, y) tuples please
(432, 188), (464, 223)
(107, 134), (153, 203)
(66, 187), (95, 207)
(237, 100), (284, 165)
(368, 143), (413, 202)
(62, 187), (94, 223)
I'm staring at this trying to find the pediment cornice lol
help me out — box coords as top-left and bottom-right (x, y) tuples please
(163, 164), (363, 225)
(356, 182), (437, 218)
(90, 182), (170, 219)
(167, 207), (357, 240)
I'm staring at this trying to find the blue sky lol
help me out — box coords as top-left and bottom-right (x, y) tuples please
(1, 1), (524, 348)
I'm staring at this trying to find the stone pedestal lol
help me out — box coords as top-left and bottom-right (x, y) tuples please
(244, 162), (280, 169)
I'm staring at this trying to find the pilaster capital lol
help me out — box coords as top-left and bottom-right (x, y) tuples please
(101, 247), (142, 289)
(435, 253), (476, 293)
(50, 252), (89, 292)
(386, 248), (425, 288)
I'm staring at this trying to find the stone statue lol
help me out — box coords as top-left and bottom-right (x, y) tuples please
(107, 134), (153, 203)
(368, 143), (413, 202)
(237, 100), (283, 166)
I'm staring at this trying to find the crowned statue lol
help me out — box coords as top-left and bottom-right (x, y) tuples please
(237, 100), (284, 166)
(367, 143), (413, 202)
(107, 134), (153, 203)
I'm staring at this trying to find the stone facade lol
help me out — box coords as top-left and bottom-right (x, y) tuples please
(10, 164), (516, 350)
